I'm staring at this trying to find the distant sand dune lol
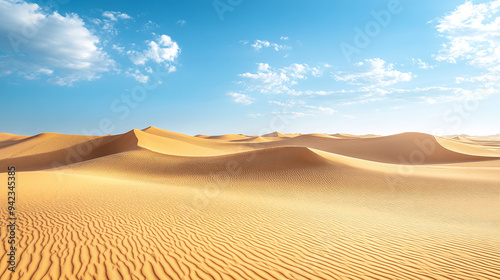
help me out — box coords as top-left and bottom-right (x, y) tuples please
(243, 132), (500, 164)
(1, 127), (499, 279)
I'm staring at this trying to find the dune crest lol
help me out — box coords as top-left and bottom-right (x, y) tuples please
(262, 131), (286, 137)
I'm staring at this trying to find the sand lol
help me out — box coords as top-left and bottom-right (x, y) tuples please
(0, 127), (499, 279)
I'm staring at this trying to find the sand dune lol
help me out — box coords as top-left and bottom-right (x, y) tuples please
(1, 127), (499, 279)
(0, 132), (29, 141)
(204, 134), (251, 141)
(240, 132), (500, 164)
(262, 131), (287, 137)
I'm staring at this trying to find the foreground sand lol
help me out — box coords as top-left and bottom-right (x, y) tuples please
(1, 127), (499, 279)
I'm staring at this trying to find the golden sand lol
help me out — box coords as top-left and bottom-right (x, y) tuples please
(1, 127), (499, 279)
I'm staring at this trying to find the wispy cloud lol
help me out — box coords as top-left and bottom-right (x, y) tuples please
(268, 100), (335, 117)
(112, 44), (125, 54)
(228, 92), (254, 105)
(238, 62), (327, 95)
(249, 39), (290, 51)
(125, 69), (149, 83)
(102, 11), (132, 21)
(412, 58), (434, 70)
(434, 0), (500, 99)
(334, 58), (413, 87)
(434, 0), (500, 69)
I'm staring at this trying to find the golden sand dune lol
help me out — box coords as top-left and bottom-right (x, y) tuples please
(242, 132), (500, 164)
(330, 133), (362, 138)
(0, 133), (29, 142)
(204, 134), (250, 141)
(1, 127), (499, 280)
(229, 136), (271, 143)
(262, 131), (287, 138)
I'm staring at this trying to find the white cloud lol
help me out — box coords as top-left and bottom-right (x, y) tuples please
(270, 111), (311, 118)
(457, 73), (500, 87)
(239, 63), (292, 94)
(176, 19), (186, 26)
(269, 100), (294, 107)
(167, 65), (177, 73)
(126, 69), (149, 83)
(91, 18), (117, 36)
(334, 58), (413, 87)
(112, 44), (125, 54)
(228, 92), (254, 105)
(280, 36), (289, 40)
(142, 20), (159, 32)
(250, 39), (290, 51)
(303, 105), (336, 115)
(38, 68), (54, 75)
(268, 100), (335, 116)
(102, 11), (132, 21)
(435, 0), (500, 98)
(412, 58), (434, 69)
(23, 67), (54, 80)
(128, 34), (180, 66)
(423, 97), (438, 104)
(238, 62), (327, 95)
(247, 113), (262, 118)
(0, 0), (114, 85)
(435, 0), (500, 68)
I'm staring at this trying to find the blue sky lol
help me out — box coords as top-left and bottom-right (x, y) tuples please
(1, 0), (499, 136)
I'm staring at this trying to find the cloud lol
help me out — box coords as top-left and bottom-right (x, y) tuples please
(412, 58), (434, 69)
(247, 113), (262, 118)
(112, 44), (125, 54)
(102, 11), (132, 21)
(94, 11), (132, 36)
(238, 63), (327, 95)
(457, 73), (500, 88)
(167, 65), (177, 73)
(268, 100), (335, 116)
(91, 18), (118, 36)
(228, 92), (254, 105)
(126, 69), (149, 83)
(434, 0), (500, 69)
(303, 105), (336, 115)
(142, 20), (159, 32)
(0, 0), (114, 85)
(434, 0), (500, 99)
(128, 34), (180, 66)
(270, 111), (312, 118)
(280, 36), (289, 40)
(334, 58), (413, 87)
(176, 19), (186, 26)
(250, 39), (290, 51)
(269, 100), (295, 107)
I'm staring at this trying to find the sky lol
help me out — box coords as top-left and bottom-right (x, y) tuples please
(1, 0), (499, 136)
